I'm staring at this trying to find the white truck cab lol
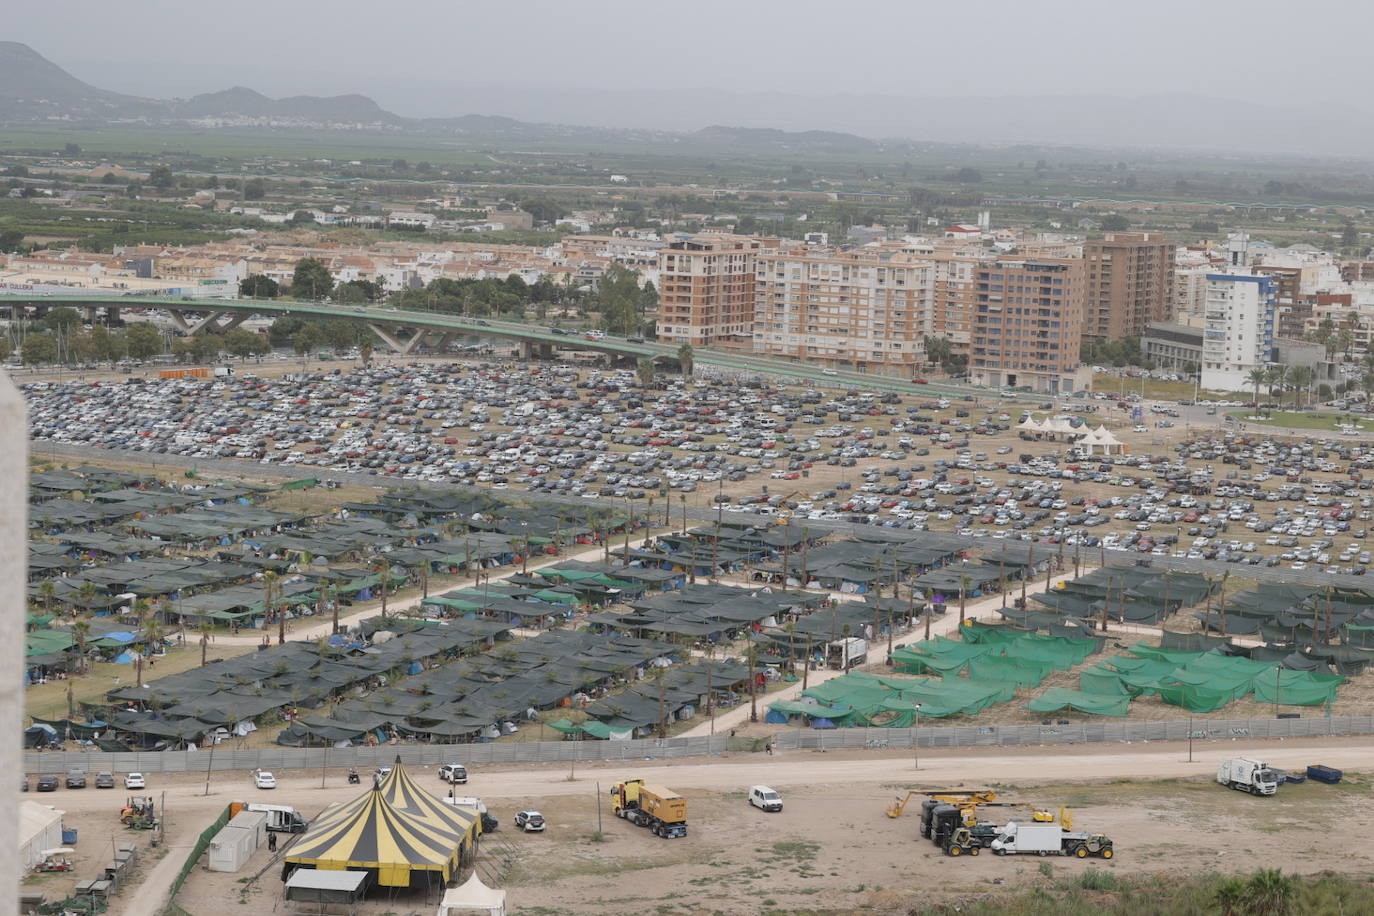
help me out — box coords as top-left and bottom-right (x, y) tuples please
(1216, 757), (1278, 796)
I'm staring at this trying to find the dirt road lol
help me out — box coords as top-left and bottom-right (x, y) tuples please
(109, 735), (1374, 916)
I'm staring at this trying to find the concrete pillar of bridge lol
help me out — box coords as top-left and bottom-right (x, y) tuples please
(519, 340), (535, 360)
(165, 310), (193, 334)
(84, 306), (98, 323)
(435, 333), (455, 352)
(538, 343), (553, 359)
(368, 322), (408, 353)
(185, 311), (229, 335)
(106, 306), (120, 326)
(400, 331), (428, 355)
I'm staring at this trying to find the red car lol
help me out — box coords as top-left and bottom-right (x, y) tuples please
(912, 378), (929, 384)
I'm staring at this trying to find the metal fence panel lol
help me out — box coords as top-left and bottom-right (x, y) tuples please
(25, 717), (1373, 773)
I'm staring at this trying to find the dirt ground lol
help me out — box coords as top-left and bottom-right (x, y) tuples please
(61, 737), (1373, 916)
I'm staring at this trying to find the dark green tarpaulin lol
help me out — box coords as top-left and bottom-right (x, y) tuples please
(1025, 688), (1130, 717)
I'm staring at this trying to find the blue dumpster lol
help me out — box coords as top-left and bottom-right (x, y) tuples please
(62, 828), (78, 844)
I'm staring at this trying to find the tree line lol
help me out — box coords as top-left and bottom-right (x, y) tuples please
(238, 258), (658, 336)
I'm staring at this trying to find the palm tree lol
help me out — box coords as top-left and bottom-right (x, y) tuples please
(636, 357), (656, 389)
(199, 618), (213, 667)
(1362, 370), (1374, 407)
(654, 665), (669, 739)
(76, 581), (98, 618)
(134, 618), (164, 688)
(1289, 365), (1315, 409)
(676, 343), (694, 378)
(373, 561), (389, 619)
(1263, 365), (1286, 411)
(71, 619), (91, 675)
(958, 574), (972, 628)
(262, 570), (281, 644)
(37, 580), (55, 617)
(327, 583), (340, 635)
(1246, 367), (1267, 407)
(1336, 329), (1356, 361)
(133, 597), (152, 630)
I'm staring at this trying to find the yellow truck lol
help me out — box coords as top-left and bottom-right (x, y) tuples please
(610, 778), (688, 838)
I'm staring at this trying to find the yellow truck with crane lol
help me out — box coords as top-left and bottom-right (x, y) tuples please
(610, 778), (688, 838)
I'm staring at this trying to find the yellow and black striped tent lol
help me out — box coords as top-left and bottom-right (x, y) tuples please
(377, 763), (482, 840)
(282, 786), (465, 888)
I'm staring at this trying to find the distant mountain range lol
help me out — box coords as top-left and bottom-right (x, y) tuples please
(0, 41), (883, 152)
(3, 40), (1369, 157)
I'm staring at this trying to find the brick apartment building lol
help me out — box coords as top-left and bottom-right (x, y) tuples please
(656, 235), (769, 347)
(751, 248), (935, 370)
(1083, 232), (1176, 340)
(968, 258), (1090, 394)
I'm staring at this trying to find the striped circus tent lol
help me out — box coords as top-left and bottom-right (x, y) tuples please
(282, 786), (465, 889)
(377, 763), (482, 840)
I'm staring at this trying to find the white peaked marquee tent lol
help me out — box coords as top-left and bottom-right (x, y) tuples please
(437, 873), (507, 916)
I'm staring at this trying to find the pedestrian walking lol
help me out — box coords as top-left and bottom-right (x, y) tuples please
(268, 832), (277, 853)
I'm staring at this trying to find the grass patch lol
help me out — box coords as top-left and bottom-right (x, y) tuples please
(1225, 409), (1362, 431)
(1093, 373), (1234, 401)
(25, 640), (252, 722)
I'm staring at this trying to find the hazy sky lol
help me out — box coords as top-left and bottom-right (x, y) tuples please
(12, 0), (1356, 115)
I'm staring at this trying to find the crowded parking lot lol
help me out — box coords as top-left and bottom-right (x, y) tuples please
(21, 358), (1374, 577)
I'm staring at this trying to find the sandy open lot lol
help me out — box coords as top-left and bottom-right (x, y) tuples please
(35, 736), (1373, 916)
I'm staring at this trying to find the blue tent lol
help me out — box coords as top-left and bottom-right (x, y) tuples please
(765, 709), (788, 724)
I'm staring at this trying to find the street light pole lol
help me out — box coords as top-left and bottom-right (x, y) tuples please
(913, 703), (923, 770)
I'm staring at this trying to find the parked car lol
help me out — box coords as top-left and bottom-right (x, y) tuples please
(95, 772), (116, 789)
(254, 771), (277, 789)
(36, 775), (59, 792)
(438, 763), (468, 784)
(65, 770), (86, 789)
(513, 810), (545, 832)
(124, 773), (146, 789)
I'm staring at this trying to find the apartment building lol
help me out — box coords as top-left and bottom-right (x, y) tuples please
(751, 248), (935, 370)
(968, 258), (1089, 394)
(1083, 232), (1176, 340)
(1199, 234), (1277, 390)
(1200, 273), (1277, 391)
(656, 234), (768, 347)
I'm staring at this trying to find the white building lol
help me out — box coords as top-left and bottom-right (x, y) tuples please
(1201, 272), (1277, 390)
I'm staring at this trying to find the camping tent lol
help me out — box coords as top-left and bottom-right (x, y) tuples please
(20, 801), (64, 869)
(282, 787), (465, 889)
(437, 874), (507, 916)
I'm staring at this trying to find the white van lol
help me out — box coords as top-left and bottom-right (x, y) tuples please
(748, 785), (783, 812)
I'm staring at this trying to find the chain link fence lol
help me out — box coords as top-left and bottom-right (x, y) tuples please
(774, 715), (1374, 751)
(24, 735), (732, 774)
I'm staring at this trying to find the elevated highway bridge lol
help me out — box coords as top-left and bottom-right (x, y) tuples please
(0, 293), (1040, 400)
